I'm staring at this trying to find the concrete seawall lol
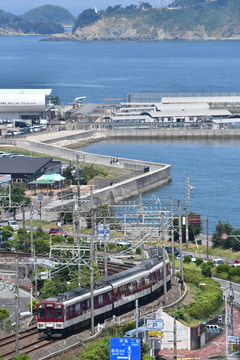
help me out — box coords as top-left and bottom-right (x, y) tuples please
(99, 127), (240, 139)
(14, 138), (171, 210)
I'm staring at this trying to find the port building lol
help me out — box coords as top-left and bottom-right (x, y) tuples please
(0, 89), (53, 124)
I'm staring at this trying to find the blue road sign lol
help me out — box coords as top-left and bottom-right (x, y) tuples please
(110, 337), (141, 360)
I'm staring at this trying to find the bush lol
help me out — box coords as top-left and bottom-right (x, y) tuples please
(201, 262), (212, 277)
(183, 255), (192, 263)
(216, 264), (230, 274)
(195, 258), (204, 266)
(183, 269), (202, 285)
(172, 309), (187, 321)
(136, 247), (141, 256)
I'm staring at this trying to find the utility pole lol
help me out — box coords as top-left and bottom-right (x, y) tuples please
(173, 317), (177, 360)
(22, 205), (26, 252)
(90, 187), (95, 336)
(185, 173), (189, 247)
(30, 203), (34, 256)
(170, 197), (175, 277)
(15, 258), (19, 357)
(135, 299), (139, 338)
(178, 200), (184, 284)
(161, 212), (168, 305)
(103, 218), (108, 277)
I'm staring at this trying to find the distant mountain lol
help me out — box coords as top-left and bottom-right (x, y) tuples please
(21, 5), (74, 25)
(46, 0), (240, 41)
(0, 5), (74, 35)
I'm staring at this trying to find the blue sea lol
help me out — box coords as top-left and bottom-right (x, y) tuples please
(1, 36), (240, 232)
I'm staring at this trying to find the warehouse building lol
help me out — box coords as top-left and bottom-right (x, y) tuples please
(0, 89), (53, 124)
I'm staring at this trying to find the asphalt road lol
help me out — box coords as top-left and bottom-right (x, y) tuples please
(214, 277), (240, 304)
(0, 287), (31, 322)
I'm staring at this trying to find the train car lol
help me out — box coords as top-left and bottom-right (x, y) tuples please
(37, 247), (171, 337)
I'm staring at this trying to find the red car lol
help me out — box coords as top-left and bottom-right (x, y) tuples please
(49, 228), (67, 237)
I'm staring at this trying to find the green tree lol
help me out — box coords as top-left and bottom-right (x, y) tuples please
(27, 299), (38, 313)
(173, 214), (202, 243)
(212, 221), (233, 248)
(73, 9), (99, 31)
(8, 183), (31, 219)
(49, 96), (61, 105)
(40, 279), (68, 299)
(80, 262), (101, 286)
(1, 225), (14, 241)
(201, 262), (212, 277)
(0, 308), (10, 320)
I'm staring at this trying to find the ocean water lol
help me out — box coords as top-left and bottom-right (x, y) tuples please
(82, 138), (240, 233)
(1, 36), (240, 104)
(1, 36), (240, 232)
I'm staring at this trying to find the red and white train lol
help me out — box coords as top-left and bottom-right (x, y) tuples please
(37, 247), (171, 336)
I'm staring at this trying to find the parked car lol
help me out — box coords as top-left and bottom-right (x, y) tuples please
(176, 253), (196, 262)
(213, 258), (224, 266)
(7, 220), (19, 231)
(165, 246), (180, 256)
(234, 259), (240, 264)
(49, 228), (67, 237)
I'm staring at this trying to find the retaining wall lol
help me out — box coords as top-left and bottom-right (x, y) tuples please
(14, 139), (171, 210)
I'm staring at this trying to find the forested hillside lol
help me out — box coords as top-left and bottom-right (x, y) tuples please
(0, 5), (74, 35)
(21, 5), (74, 25)
(66, 0), (240, 41)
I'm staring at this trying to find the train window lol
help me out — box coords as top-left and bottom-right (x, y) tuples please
(47, 308), (53, 319)
(87, 299), (91, 309)
(98, 295), (103, 305)
(76, 303), (80, 314)
(55, 308), (62, 319)
(70, 305), (74, 316)
(38, 308), (45, 319)
(120, 286), (125, 295)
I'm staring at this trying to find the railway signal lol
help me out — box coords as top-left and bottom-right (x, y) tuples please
(206, 325), (219, 333)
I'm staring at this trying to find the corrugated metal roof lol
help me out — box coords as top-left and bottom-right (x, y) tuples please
(162, 96), (240, 104)
(0, 157), (52, 174)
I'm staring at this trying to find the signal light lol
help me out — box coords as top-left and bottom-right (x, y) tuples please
(206, 324), (219, 333)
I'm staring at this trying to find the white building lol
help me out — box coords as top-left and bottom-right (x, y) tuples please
(108, 95), (240, 127)
(0, 89), (53, 124)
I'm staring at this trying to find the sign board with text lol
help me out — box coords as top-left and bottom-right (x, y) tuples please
(110, 337), (141, 360)
(145, 319), (164, 330)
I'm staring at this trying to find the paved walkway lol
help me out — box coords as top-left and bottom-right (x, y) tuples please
(159, 307), (240, 359)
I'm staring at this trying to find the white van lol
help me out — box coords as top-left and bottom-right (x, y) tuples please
(8, 220), (19, 231)
(213, 258), (224, 266)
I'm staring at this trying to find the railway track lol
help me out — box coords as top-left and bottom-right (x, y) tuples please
(0, 327), (57, 360)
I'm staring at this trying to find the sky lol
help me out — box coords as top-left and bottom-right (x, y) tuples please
(2, 0), (173, 16)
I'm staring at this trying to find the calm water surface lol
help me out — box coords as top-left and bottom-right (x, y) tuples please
(82, 138), (240, 233)
(1, 37), (240, 103)
(1, 36), (240, 232)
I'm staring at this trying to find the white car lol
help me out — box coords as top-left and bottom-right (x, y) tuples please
(7, 220), (19, 231)
(176, 253), (196, 262)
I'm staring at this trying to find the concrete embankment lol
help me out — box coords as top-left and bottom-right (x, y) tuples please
(99, 127), (240, 139)
(14, 138), (171, 210)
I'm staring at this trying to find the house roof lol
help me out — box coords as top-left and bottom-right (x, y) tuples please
(0, 157), (53, 175)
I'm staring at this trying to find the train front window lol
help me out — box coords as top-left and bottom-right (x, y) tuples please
(38, 308), (45, 319)
(55, 308), (62, 319)
(47, 308), (53, 319)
